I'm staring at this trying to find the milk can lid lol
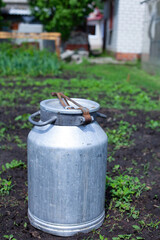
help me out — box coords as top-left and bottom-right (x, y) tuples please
(40, 98), (100, 115)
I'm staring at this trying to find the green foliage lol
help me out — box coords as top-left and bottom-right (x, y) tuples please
(3, 235), (16, 240)
(14, 136), (26, 149)
(0, 0), (5, 28)
(0, 43), (61, 76)
(0, 123), (6, 140)
(1, 159), (26, 172)
(99, 234), (108, 240)
(145, 119), (160, 131)
(0, 60), (160, 111)
(15, 113), (32, 129)
(147, 220), (160, 229)
(0, 178), (12, 196)
(132, 225), (141, 231)
(107, 175), (146, 203)
(106, 175), (146, 215)
(29, 0), (94, 40)
(112, 234), (132, 240)
(107, 121), (136, 150)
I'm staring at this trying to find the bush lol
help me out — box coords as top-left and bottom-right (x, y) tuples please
(0, 43), (61, 76)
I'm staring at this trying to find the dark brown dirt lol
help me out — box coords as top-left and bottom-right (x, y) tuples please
(0, 106), (160, 240)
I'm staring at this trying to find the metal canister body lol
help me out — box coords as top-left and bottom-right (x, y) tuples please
(27, 98), (107, 237)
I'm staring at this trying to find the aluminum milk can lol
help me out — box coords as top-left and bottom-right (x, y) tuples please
(27, 93), (108, 237)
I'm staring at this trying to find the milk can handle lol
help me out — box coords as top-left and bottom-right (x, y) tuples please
(29, 111), (57, 126)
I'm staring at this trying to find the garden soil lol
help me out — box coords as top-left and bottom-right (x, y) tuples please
(0, 106), (160, 240)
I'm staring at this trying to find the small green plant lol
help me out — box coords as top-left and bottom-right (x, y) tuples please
(15, 113), (32, 129)
(128, 206), (139, 219)
(147, 220), (160, 229)
(145, 119), (160, 131)
(1, 159), (26, 172)
(106, 175), (146, 214)
(99, 234), (108, 240)
(112, 234), (132, 240)
(127, 111), (137, 116)
(3, 234), (16, 240)
(132, 225), (141, 231)
(14, 136), (26, 149)
(0, 122), (7, 141)
(0, 178), (13, 196)
(107, 121), (136, 150)
(107, 175), (146, 203)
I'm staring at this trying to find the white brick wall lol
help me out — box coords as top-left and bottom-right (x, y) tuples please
(117, 0), (145, 53)
(106, 0), (145, 54)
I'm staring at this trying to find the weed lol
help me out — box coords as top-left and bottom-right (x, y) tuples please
(141, 162), (150, 175)
(107, 121), (136, 150)
(132, 225), (141, 231)
(14, 136), (26, 149)
(108, 156), (115, 162)
(1, 159), (26, 172)
(0, 145), (12, 151)
(0, 178), (13, 195)
(147, 220), (160, 229)
(106, 175), (146, 214)
(132, 160), (138, 166)
(15, 114), (32, 129)
(128, 206), (139, 219)
(24, 222), (27, 228)
(106, 175), (145, 202)
(127, 111), (137, 117)
(0, 122), (7, 141)
(112, 235), (132, 240)
(145, 120), (160, 131)
(3, 235), (16, 240)
(99, 234), (108, 240)
(0, 43), (61, 76)
(112, 165), (120, 173)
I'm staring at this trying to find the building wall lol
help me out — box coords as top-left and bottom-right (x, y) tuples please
(142, 0), (160, 74)
(105, 0), (145, 60)
(105, 0), (119, 52)
(117, 0), (145, 55)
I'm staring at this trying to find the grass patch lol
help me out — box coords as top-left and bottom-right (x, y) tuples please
(106, 175), (146, 217)
(107, 121), (136, 150)
(0, 43), (61, 76)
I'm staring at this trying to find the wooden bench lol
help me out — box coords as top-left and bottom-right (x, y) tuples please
(0, 31), (61, 57)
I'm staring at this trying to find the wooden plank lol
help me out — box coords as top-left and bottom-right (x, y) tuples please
(0, 32), (60, 40)
(0, 31), (61, 57)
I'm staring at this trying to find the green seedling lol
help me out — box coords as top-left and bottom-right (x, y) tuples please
(106, 175), (146, 203)
(112, 235), (132, 240)
(107, 121), (136, 150)
(24, 222), (27, 228)
(0, 178), (13, 196)
(15, 113), (32, 129)
(132, 225), (141, 231)
(1, 159), (26, 172)
(128, 206), (139, 219)
(14, 136), (26, 149)
(145, 119), (160, 131)
(3, 235), (16, 240)
(147, 220), (160, 229)
(106, 175), (146, 216)
(127, 111), (137, 116)
(99, 234), (108, 240)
